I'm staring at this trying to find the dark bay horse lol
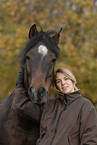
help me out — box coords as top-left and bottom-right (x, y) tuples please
(0, 24), (62, 145)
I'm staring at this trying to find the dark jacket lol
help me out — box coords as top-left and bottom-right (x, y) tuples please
(11, 88), (97, 145)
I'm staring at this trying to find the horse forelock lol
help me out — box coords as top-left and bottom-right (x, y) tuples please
(19, 31), (60, 65)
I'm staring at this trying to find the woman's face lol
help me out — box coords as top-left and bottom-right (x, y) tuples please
(56, 72), (75, 94)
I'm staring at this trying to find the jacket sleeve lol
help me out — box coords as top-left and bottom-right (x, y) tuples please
(11, 88), (44, 123)
(80, 99), (97, 145)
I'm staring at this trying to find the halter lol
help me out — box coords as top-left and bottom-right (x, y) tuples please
(24, 59), (29, 93)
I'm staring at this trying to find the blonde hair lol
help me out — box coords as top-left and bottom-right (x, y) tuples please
(54, 68), (78, 90)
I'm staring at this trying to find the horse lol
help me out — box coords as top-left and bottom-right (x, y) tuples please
(0, 24), (62, 145)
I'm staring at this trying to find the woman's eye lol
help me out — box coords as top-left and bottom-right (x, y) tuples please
(56, 80), (60, 84)
(64, 77), (68, 80)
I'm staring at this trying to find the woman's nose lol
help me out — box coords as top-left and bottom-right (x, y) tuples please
(61, 79), (65, 85)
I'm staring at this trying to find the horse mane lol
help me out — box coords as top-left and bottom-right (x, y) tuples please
(19, 30), (60, 64)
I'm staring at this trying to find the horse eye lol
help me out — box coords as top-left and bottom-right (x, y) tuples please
(52, 58), (56, 63)
(48, 75), (52, 78)
(26, 56), (30, 60)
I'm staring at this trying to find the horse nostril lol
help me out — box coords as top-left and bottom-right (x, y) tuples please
(38, 87), (45, 95)
(29, 86), (36, 93)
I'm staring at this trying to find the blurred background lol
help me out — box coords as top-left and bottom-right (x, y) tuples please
(0, 0), (97, 108)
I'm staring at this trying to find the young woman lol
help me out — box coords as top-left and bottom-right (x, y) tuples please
(12, 67), (97, 145)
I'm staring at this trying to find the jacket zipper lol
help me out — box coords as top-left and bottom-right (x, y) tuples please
(50, 106), (66, 145)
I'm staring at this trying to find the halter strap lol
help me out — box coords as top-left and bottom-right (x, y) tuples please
(24, 60), (29, 92)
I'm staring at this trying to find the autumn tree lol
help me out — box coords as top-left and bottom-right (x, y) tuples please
(0, 0), (97, 108)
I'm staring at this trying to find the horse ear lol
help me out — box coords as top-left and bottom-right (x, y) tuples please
(52, 28), (62, 44)
(29, 24), (38, 39)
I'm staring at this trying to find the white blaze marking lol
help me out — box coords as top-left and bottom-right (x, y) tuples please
(38, 45), (48, 57)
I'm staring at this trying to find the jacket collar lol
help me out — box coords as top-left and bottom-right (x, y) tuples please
(58, 90), (81, 105)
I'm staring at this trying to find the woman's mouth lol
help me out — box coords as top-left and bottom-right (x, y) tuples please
(62, 85), (68, 90)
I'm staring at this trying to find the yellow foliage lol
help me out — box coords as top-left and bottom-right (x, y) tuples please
(0, 0), (97, 107)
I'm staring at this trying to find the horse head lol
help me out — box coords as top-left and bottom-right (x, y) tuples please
(19, 24), (62, 103)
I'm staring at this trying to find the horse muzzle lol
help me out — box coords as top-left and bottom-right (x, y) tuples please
(28, 86), (47, 104)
